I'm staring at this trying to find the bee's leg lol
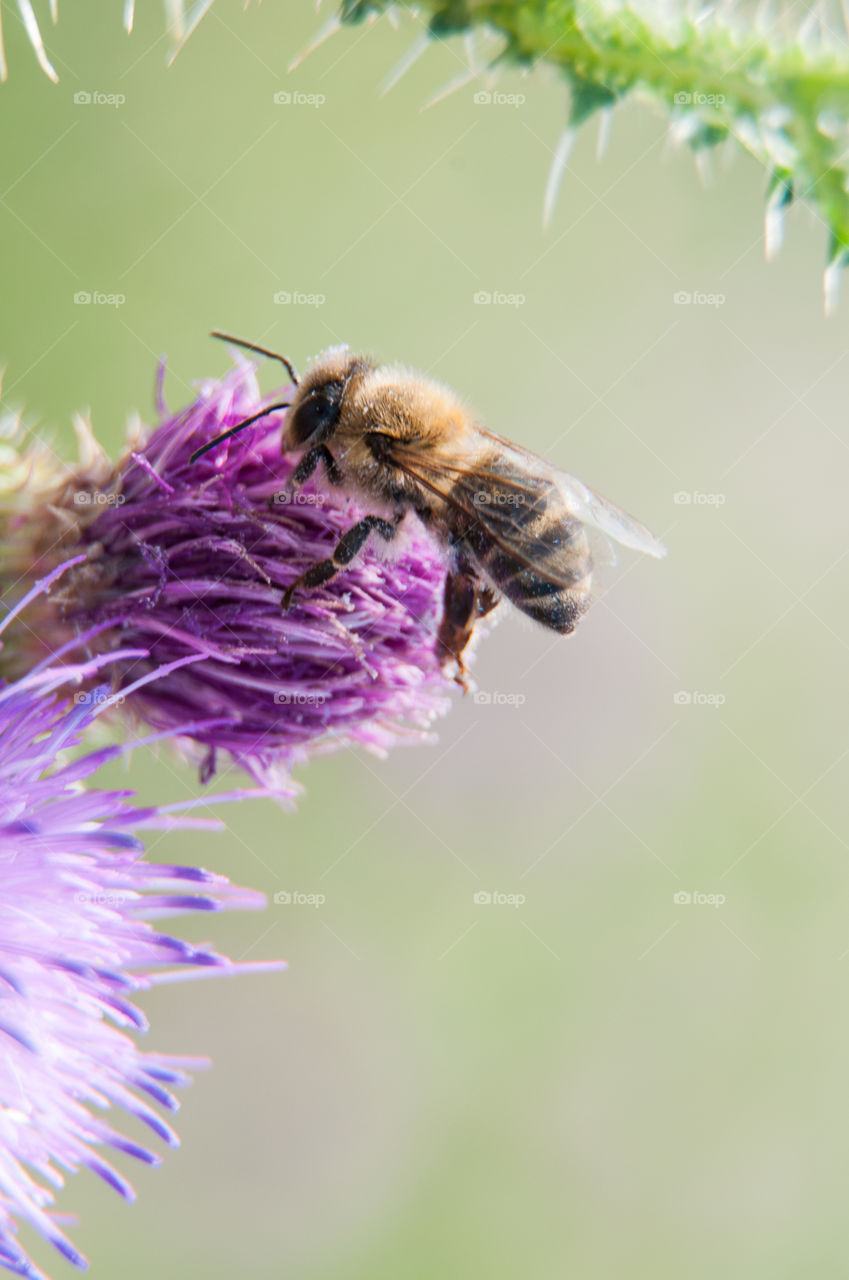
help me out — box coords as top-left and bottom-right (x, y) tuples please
(290, 444), (342, 488)
(477, 584), (501, 619)
(273, 445), (341, 506)
(282, 513), (401, 610)
(437, 567), (497, 691)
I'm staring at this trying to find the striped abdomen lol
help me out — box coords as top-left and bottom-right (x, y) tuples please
(451, 463), (593, 635)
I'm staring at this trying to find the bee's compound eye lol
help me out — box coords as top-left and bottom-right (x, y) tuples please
(290, 382), (343, 445)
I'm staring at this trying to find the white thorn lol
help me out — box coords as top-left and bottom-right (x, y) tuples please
(596, 107), (613, 160)
(168, 0), (213, 60)
(463, 30), (480, 73)
(421, 66), (478, 111)
(764, 203), (785, 262)
(824, 257), (843, 316)
(543, 128), (576, 229)
(288, 14), (341, 72)
(379, 33), (430, 96)
(164, 0), (185, 42)
(16, 0), (58, 81)
(184, 0), (214, 42)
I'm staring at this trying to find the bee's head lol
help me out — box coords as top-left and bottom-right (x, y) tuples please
(283, 348), (370, 451)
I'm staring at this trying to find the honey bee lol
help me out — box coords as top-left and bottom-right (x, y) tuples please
(192, 333), (667, 682)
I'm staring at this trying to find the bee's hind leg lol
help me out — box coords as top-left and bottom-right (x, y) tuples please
(477, 584), (500, 620)
(437, 566), (499, 691)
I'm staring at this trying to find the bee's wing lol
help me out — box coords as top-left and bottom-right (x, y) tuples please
(551, 467), (667, 559)
(477, 427), (669, 560)
(391, 425), (667, 585)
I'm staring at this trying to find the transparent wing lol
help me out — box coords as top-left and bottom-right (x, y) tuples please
(477, 427), (668, 560)
(389, 424), (666, 584)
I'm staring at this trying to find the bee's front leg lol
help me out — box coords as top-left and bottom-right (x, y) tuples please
(291, 444), (342, 487)
(274, 444), (342, 506)
(282, 512), (402, 611)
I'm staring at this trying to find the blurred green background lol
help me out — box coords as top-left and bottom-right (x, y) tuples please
(2, 3), (849, 1277)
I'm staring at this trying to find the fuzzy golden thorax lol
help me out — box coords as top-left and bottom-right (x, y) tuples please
(283, 350), (475, 516)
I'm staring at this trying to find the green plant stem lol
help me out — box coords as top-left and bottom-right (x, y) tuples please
(344, 0), (849, 292)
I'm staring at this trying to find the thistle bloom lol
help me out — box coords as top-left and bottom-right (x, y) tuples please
(3, 357), (459, 797)
(0, 567), (281, 1279)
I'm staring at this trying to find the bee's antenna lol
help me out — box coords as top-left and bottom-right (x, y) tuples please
(190, 331), (300, 465)
(189, 400), (290, 465)
(211, 330), (300, 387)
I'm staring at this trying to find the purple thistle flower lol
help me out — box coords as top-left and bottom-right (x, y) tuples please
(17, 358), (461, 797)
(0, 565), (283, 1279)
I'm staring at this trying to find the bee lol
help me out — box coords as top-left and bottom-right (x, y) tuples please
(191, 332), (667, 683)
